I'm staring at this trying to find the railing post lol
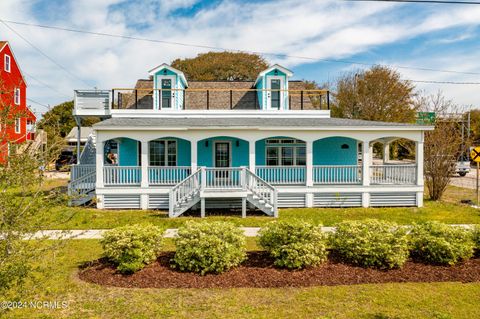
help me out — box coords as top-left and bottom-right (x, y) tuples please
(273, 189), (278, 218)
(169, 190), (174, 218)
(241, 167), (247, 190)
(135, 89), (138, 109)
(183, 89), (186, 110)
(300, 90), (304, 110)
(327, 91), (330, 110)
(111, 89), (114, 109)
(206, 90), (210, 110)
(230, 90), (233, 109)
(201, 167), (206, 190)
(362, 140), (371, 208)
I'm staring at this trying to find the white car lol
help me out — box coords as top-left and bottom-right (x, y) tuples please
(455, 155), (471, 177)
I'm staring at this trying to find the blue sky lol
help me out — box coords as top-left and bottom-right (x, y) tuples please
(1, 0), (480, 116)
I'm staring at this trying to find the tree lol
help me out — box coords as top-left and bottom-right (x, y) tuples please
(419, 92), (468, 201)
(171, 51), (269, 81)
(0, 81), (68, 301)
(332, 66), (417, 123)
(37, 101), (99, 159)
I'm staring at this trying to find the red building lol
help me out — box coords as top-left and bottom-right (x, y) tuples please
(0, 41), (36, 163)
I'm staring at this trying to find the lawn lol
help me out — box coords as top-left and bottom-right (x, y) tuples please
(47, 182), (480, 229)
(3, 240), (480, 319)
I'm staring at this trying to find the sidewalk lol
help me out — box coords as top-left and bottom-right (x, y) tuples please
(27, 225), (474, 240)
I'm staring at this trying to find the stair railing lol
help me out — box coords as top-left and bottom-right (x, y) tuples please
(169, 168), (202, 217)
(245, 168), (278, 217)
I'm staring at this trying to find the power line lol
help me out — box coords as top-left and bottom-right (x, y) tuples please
(23, 71), (72, 99)
(1, 18), (480, 76)
(0, 19), (94, 88)
(411, 79), (480, 84)
(345, 0), (480, 4)
(27, 98), (50, 109)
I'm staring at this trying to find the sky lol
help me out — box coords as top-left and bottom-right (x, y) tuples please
(1, 0), (480, 117)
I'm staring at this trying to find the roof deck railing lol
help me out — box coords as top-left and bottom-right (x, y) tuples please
(111, 88), (330, 111)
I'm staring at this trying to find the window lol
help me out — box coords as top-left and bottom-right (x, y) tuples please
(15, 118), (21, 133)
(265, 139), (306, 166)
(14, 88), (20, 105)
(4, 54), (11, 72)
(149, 140), (177, 166)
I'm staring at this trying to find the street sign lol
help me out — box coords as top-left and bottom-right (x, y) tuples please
(471, 147), (480, 163)
(416, 112), (436, 125)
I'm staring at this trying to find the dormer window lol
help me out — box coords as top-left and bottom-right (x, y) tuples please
(254, 64), (293, 111)
(4, 54), (11, 72)
(148, 63), (188, 111)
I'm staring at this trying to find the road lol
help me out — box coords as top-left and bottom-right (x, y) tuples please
(450, 169), (477, 189)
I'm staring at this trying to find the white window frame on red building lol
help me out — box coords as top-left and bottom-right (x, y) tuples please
(4, 54), (11, 72)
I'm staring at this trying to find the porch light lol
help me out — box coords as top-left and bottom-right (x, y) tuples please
(205, 140), (209, 147)
(341, 144), (349, 149)
(236, 140), (240, 147)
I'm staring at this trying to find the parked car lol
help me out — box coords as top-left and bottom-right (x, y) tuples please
(55, 149), (77, 171)
(455, 154), (471, 177)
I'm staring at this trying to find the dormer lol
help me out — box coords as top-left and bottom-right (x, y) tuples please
(254, 64), (293, 111)
(148, 63), (188, 110)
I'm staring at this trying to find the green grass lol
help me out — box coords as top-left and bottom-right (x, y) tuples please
(47, 185), (480, 230)
(3, 240), (480, 319)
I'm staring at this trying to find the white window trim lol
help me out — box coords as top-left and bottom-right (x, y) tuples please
(14, 87), (20, 105)
(213, 140), (232, 168)
(15, 118), (21, 134)
(266, 75), (285, 110)
(4, 54), (11, 73)
(149, 139), (177, 167)
(155, 75), (176, 110)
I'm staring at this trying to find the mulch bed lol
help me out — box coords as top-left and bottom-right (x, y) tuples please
(78, 252), (480, 288)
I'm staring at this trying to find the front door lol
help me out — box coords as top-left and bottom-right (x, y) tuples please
(161, 79), (172, 109)
(215, 142), (230, 180)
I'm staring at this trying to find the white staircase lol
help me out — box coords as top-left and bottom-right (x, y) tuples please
(168, 167), (278, 218)
(79, 132), (96, 165)
(169, 168), (202, 217)
(68, 169), (96, 206)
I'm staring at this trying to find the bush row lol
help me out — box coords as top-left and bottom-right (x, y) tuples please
(100, 220), (480, 275)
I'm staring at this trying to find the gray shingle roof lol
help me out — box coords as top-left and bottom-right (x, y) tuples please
(94, 116), (428, 130)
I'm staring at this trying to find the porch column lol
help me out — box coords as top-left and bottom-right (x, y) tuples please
(191, 139), (198, 172)
(383, 143), (390, 164)
(416, 139), (425, 207)
(95, 140), (104, 209)
(362, 140), (371, 208)
(249, 139), (256, 172)
(306, 140), (313, 187)
(140, 141), (149, 210)
(141, 141), (149, 188)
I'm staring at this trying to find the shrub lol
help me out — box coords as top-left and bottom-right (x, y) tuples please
(409, 222), (474, 265)
(330, 219), (409, 269)
(172, 221), (246, 275)
(473, 226), (480, 255)
(258, 220), (328, 269)
(101, 224), (163, 274)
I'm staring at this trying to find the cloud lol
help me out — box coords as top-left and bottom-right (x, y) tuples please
(0, 0), (479, 115)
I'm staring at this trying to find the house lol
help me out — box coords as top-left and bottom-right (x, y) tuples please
(69, 63), (432, 217)
(66, 126), (93, 147)
(0, 41), (39, 163)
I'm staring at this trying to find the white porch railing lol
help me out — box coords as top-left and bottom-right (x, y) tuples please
(313, 165), (362, 184)
(148, 166), (191, 185)
(204, 167), (243, 188)
(71, 164), (96, 180)
(104, 166), (141, 186)
(255, 166), (306, 184)
(370, 164), (417, 185)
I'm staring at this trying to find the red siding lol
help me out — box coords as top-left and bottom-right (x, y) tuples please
(0, 42), (36, 163)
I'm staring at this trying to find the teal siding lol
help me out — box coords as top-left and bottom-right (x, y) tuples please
(154, 68), (182, 110)
(198, 137), (249, 167)
(118, 138), (139, 166)
(256, 77), (264, 110)
(176, 138), (190, 166)
(313, 137), (358, 165)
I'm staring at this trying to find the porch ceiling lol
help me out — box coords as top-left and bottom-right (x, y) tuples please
(93, 117), (431, 131)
